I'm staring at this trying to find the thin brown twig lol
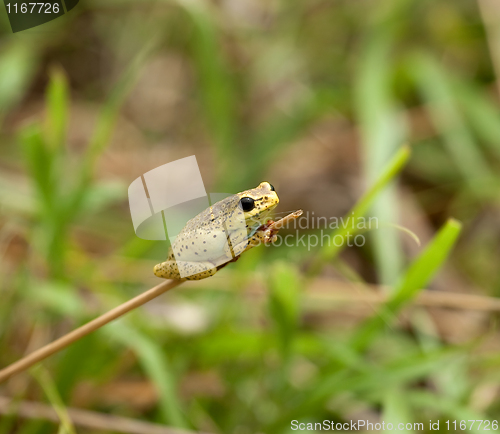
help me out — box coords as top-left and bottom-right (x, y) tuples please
(0, 279), (182, 384)
(306, 281), (500, 312)
(0, 395), (212, 434)
(0, 211), (304, 384)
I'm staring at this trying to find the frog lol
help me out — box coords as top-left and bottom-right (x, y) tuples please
(154, 181), (282, 281)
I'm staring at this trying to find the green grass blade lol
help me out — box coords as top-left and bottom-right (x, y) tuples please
(106, 322), (187, 428)
(309, 145), (410, 276)
(408, 391), (487, 432)
(307, 346), (458, 411)
(0, 41), (38, 120)
(351, 218), (462, 351)
(388, 218), (462, 307)
(86, 44), (153, 164)
(382, 388), (414, 431)
(355, 35), (407, 286)
(411, 53), (495, 193)
(176, 1), (236, 185)
(268, 262), (301, 360)
(30, 366), (76, 434)
(20, 125), (56, 215)
(454, 80), (500, 160)
(45, 67), (69, 151)
(20, 125), (68, 276)
(64, 39), (157, 224)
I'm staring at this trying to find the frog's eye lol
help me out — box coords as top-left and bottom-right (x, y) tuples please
(268, 183), (275, 192)
(239, 197), (255, 212)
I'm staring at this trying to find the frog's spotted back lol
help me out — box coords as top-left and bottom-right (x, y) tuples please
(154, 182), (280, 280)
(182, 194), (240, 231)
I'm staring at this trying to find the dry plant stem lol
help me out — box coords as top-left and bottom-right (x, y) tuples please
(0, 279), (182, 384)
(0, 213), (302, 384)
(0, 395), (211, 434)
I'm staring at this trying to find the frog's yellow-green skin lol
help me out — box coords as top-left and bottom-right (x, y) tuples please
(154, 182), (279, 280)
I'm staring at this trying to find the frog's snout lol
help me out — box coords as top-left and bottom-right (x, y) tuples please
(258, 182), (279, 204)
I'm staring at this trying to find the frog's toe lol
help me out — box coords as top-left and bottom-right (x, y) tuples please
(266, 234), (278, 244)
(154, 261), (181, 279)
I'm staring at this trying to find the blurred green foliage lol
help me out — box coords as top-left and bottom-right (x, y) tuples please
(1, 0), (500, 433)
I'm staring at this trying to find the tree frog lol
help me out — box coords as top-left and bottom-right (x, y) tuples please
(154, 181), (301, 280)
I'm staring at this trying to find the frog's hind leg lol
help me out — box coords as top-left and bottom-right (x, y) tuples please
(154, 260), (217, 280)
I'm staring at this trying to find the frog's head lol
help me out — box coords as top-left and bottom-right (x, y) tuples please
(237, 181), (279, 226)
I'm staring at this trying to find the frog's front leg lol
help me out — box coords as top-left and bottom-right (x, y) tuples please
(154, 259), (218, 280)
(223, 224), (277, 260)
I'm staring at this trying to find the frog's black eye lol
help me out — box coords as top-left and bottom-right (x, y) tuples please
(239, 197), (255, 212)
(268, 183), (275, 192)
